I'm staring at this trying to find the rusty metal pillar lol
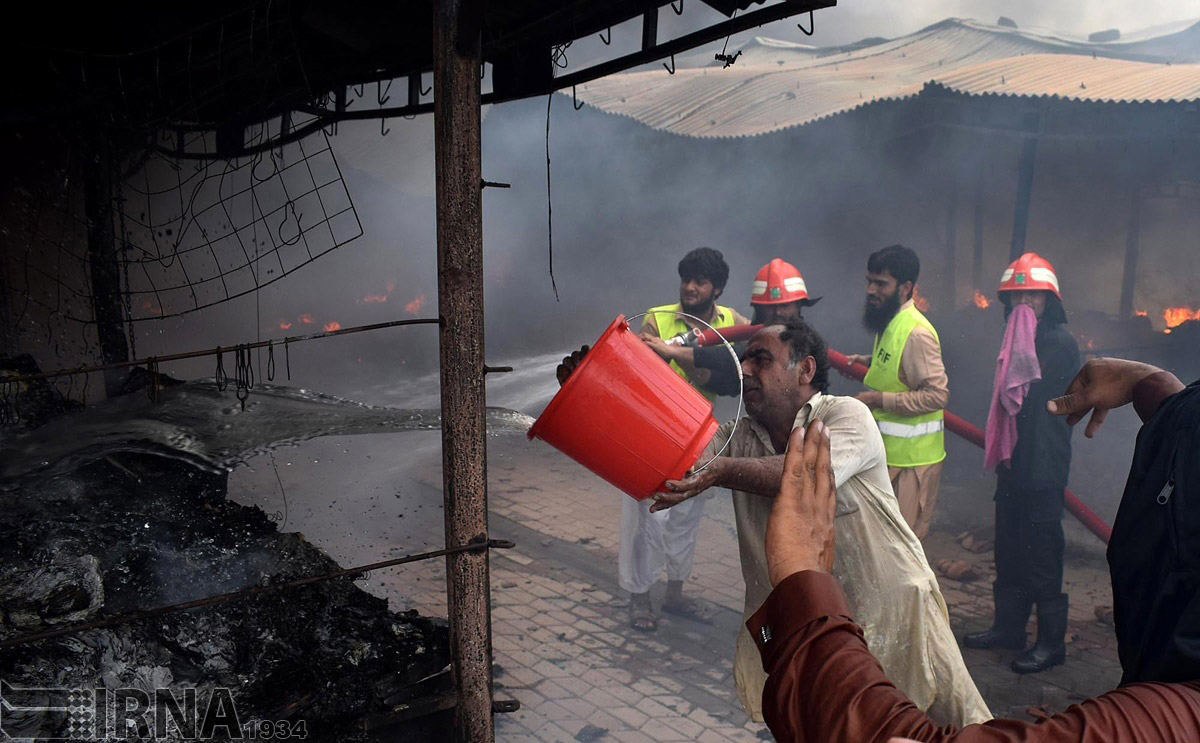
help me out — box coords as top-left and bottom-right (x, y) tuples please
(972, 169), (985, 292)
(82, 138), (131, 397)
(433, 1), (493, 741)
(1119, 187), (1142, 319)
(943, 185), (957, 307)
(1008, 112), (1040, 262)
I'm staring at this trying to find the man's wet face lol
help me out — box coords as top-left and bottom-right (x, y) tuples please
(680, 276), (718, 316)
(740, 329), (797, 419)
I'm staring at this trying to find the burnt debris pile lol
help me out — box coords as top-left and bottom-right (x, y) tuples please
(0, 369), (455, 741)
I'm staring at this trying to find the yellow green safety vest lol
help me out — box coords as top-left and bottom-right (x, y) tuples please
(646, 303), (738, 401)
(862, 304), (946, 467)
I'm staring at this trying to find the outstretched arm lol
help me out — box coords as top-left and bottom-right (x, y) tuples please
(1047, 357), (1185, 434)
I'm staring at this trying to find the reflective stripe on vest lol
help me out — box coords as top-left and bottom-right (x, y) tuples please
(646, 303), (738, 401)
(876, 419), (945, 438)
(862, 304), (947, 467)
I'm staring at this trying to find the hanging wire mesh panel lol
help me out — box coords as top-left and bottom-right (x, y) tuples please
(118, 124), (363, 321)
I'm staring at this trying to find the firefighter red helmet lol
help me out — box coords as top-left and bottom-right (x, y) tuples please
(750, 259), (814, 305)
(997, 252), (1061, 299)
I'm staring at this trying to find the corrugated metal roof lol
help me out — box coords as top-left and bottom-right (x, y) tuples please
(573, 18), (1200, 139)
(930, 54), (1200, 103)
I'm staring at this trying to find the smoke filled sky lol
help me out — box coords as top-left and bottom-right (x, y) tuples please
(750, 0), (1198, 45)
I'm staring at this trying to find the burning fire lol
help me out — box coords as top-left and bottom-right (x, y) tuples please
(1163, 306), (1200, 329)
(972, 290), (990, 309)
(361, 280), (397, 304)
(298, 313), (315, 325)
(323, 321), (342, 332)
(912, 287), (930, 313)
(405, 294), (426, 314)
(278, 321), (293, 330)
(1135, 310), (1148, 317)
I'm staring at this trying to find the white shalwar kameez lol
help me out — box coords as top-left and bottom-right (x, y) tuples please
(706, 392), (992, 727)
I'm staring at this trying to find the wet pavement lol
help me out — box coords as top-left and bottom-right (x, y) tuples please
(233, 432), (1122, 742)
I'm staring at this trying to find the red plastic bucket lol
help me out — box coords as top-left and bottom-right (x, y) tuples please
(528, 315), (719, 501)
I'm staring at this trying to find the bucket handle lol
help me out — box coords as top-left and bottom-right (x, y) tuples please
(626, 311), (743, 477)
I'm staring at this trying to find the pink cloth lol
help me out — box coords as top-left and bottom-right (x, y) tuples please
(984, 303), (1041, 470)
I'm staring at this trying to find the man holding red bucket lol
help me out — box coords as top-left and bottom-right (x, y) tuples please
(622, 248), (747, 632)
(648, 320), (990, 726)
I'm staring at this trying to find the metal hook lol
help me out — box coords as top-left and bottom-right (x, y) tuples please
(377, 79), (392, 106)
(797, 10), (814, 35)
(671, 0), (683, 15)
(572, 85), (584, 111)
(279, 202), (303, 246)
(353, 82), (364, 97)
(663, 54), (676, 74)
(480, 62), (486, 80)
(599, 27), (611, 45)
(381, 118), (390, 136)
(421, 80), (432, 96)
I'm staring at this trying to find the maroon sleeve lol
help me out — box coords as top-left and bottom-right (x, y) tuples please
(1133, 371), (1187, 423)
(748, 571), (1200, 742)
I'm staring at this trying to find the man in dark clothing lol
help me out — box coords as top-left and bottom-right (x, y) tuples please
(964, 253), (1080, 674)
(1070, 361), (1200, 685)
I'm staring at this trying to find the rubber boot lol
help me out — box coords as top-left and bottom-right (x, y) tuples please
(962, 583), (1031, 650)
(1012, 594), (1068, 674)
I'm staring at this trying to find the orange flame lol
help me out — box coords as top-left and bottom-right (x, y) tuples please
(279, 321), (293, 330)
(298, 313), (314, 325)
(323, 321), (342, 332)
(912, 287), (930, 313)
(1163, 306), (1200, 329)
(972, 290), (990, 309)
(361, 279), (399, 304)
(1135, 310), (1148, 317)
(405, 294), (426, 314)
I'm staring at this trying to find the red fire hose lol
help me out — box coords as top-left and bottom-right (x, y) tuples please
(694, 324), (1113, 543)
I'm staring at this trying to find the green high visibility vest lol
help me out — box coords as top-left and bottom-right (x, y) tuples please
(862, 304), (946, 467)
(645, 303), (738, 401)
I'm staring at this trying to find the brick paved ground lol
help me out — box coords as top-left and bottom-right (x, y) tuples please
(232, 431), (1122, 741)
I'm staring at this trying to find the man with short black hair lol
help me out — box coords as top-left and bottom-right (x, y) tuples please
(622, 247), (748, 632)
(649, 320), (989, 726)
(846, 244), (949, 539)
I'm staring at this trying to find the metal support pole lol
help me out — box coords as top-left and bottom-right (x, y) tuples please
(82, 138), (131, 397)
(433, 1), (492, 741)
(1119, 186), (1141, 318)
(1008, 113), (1040, 261)
(972, 170), (985, 291)
(944, 185), (957, 307)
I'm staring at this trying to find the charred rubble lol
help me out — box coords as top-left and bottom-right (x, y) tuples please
(0, 365), (453, 741)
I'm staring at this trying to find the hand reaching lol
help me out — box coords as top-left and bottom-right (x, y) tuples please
(765, 420), (836, 587)
(1046, 357), (1165, 438)
(555, 345), (590, 386)
(650, 463), (722, 512)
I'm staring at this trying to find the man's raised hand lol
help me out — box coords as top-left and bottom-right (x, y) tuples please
(765, 420), (837, 587)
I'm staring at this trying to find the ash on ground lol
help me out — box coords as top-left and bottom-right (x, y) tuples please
(0, 372), (454, 741)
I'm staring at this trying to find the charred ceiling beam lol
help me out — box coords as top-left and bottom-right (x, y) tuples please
(166, 0), (836, 160)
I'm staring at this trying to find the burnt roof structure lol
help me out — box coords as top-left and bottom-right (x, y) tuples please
(1, 0), (836, 158)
